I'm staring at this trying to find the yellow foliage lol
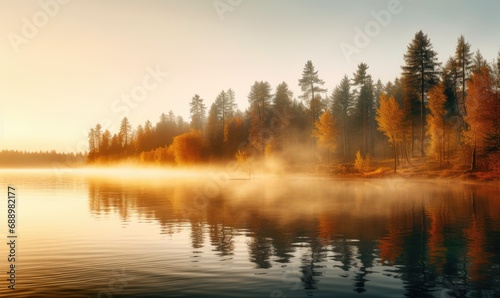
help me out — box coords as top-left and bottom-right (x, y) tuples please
(354, 150), (371, 173)
(427, 83), (447, 162)
(376, 93), (405, 144)
(312, 111), (337, 152)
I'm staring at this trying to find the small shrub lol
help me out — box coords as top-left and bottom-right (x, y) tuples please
(354, 150), (371, 173)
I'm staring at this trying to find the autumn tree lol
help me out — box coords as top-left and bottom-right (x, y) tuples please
(376, 93), (405, 173)
(312, 110), (337, 163)
(224, 114), (247, 157)
(464, 66), (497, 170)
(485, 52), (500, 171)
(402, 30), (441, 157)
(331, 75), (353, 159)
(189, 94), (206, 132)
(171, 130), (204, 165)
(427, 83), (448, 166)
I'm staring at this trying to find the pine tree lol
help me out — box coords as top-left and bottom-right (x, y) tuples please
(331, 75), (353, 159)
(206, 102), (223, 157)
(471, 50), (489, 74)
(248, 81), (272, 154)
(454, 35), (472, 123)
(94, 124), (102, 155)
(299, 61), (326, 160)
(352, 63), (375, 155)
(87, 128), (96, 162)
(402, 30), (441, 157)
(119, 117), (132, 148)
(272, 82), (293, 151)
(298, 60), (326, 123)
(189, 94), (206, 132)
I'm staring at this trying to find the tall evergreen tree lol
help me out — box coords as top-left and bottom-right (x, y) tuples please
(189, 94), (206, 132)
(206, 102), (223, 157)
(248, 81), (272, 154)
(298, 60), (326, 159)
(352, 63), (375, 155)
(402, 30), (441, 157)
(331, 75), (353, 159)
(119, 117), (132, 148)
(454, 35), (472, 121)
(298, 60), (326, 124)
(94, 124), (102, 155)
(272, 82), (293, 151)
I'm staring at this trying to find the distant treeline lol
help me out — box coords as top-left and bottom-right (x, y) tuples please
(86, 31), (500, 174)
(0, 150), (85, 168)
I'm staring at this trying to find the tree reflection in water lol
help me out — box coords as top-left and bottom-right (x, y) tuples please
(87, 176), (500, 296)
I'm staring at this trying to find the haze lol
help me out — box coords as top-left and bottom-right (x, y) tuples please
(1, 0), (499, 153)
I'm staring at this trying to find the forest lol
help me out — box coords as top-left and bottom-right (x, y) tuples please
(86, 31), (500, 178)
(0, 150), (85, 168)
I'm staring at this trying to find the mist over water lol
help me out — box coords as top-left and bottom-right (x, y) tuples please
(0, 169), (499, 297)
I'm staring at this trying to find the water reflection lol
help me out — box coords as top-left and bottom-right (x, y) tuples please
(86, 177), (500, 296)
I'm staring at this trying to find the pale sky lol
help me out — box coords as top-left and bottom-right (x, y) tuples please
(1, 0), (499, 153)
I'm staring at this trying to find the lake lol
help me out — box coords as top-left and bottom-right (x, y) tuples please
(0, 169), (499, 297)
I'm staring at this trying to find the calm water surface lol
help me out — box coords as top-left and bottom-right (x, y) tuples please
(0, 169), (499, 297)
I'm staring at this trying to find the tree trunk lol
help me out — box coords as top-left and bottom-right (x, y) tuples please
(471, 139), (476, 171)
(411, 125), (414, 158)
(311, 83), (315, 162)
(393, 137), (397, 173)
(343, 115), (347, 161)
(421, 71), (425, 158)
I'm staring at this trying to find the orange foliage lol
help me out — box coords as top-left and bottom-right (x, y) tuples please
(464, 67), (497, 155)
(171, 130), (204, 165)
(376, 93), (405, 172)
(427, 83), (448, 164)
